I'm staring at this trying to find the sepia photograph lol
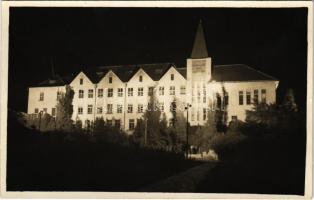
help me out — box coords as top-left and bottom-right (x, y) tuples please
(0, 1), (312, 199)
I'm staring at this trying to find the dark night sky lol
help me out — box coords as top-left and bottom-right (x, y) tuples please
(9, 7), (308, 112)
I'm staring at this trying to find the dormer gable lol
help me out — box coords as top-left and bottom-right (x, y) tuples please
(98, 70), (123, 85)
(70, 71), (94, 87)
(128, 68), (155, 85)
(159, 66), (186, 83)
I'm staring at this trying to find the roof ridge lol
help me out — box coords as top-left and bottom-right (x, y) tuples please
(244, 65), (278, 80)
(214, 64), (244, 67)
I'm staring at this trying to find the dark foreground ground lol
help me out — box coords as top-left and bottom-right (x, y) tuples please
(6, 114), (201, 191)
(196, 132), (306, 195)
(7, 112), (306, 194)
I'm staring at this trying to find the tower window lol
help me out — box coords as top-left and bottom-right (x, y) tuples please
(39, 92), (44, 101)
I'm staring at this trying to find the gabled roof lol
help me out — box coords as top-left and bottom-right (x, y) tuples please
(93, 63), (174, 82)
(211, 64), (278, 82)
(32, 63), (277, 87)
(191, 20), (209, 59)
(34, 74), (75, 87)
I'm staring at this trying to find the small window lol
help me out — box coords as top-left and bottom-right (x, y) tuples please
(148, 87), (154, 96)
(261, 89), (266, 103)
(108, 88), (113, 97)
(107, 120), (112, 126)
(127, 104), (133, 113)
(98, 89), (103, 98)
(34, 108), (39, 113)
(159, 102), (164, 112)
(79, 90), (84, 98)
(51, 108), (56, 116)
(138, 104), (144, 113)
(39, 92), (44, 101)
(239, 91), (244, 105)
(117, 104), (123, 113)
(216, 94), (222, 109)
(115, 120), (121, 128)
(97, 107), (103, 114)
(107, 104), (113, 114)
(254, 90), (259, 104)
(232, 116), (238, 121)
(128, 88), (133, 97)
(109, 76), (112, 84)
(129, 119), (135, 130)
(87, 105), (93, 114)
(180, 86), (186, 95)
(139, 75), (143, 82)
(246, 91), (251, 105)
(88, 89), (93, 98)
(203, 108), (207, 121)
(80, 78), (83, 85)
(138, 87), (143, 96)
(78, 107), (83, 115)
(118, 88), (123, 97)
(170, 86), (175, 95)
(159, 86), (164, 96)
(224, 93), (229, 106)
(57, 91), (62, 101)
(171, 74), (174, 81)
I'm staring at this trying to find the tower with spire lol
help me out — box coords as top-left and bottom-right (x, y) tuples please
(186, 20), (212, 117)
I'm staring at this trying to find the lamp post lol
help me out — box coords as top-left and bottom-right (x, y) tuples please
(38, 111), (43, 131)
(185, 103), (192, 159)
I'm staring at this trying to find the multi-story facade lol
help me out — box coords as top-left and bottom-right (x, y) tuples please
(27, 21), (279, 133)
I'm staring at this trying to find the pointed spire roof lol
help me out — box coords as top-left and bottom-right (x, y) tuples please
(191, 20), (208, 59)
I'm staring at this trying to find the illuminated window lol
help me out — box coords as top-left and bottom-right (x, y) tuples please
(261, 89), (266, 103)
(129, 119), (135, 130)
(107, 104), (113, 114)
(128, 104), (133, 113)
(148, 87), (154, 96)
(117, 104), (123, 113)
(254, 90), (259, 104)
(108, 88), (113, 97)
(203, 108), (207, 120)
(97, 107), (103, 114)
(239, 91), (244, 105)
(79, 90), (84, 98)
(118, 88), (123, 97)
(88, 89), (93, 98)
(87, 105), (93, 114)
(51, 108), (56, 116)
(78, 107), (83, 115)
(170, 86), (175, 95)
(246, 91), (251, 105)
(128, 88), (133, 96)
(180, 86), (186, 95)
(138, 87), (143, 96)
(98, 89), (103, 98)
(115, 120), (121, 128)
(39, 92), (44, 101)
(138, 104), (144, 113)
(159, 87), (164, 95)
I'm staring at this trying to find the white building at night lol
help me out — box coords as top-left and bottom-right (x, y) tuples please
(27, 21), (279, 133)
